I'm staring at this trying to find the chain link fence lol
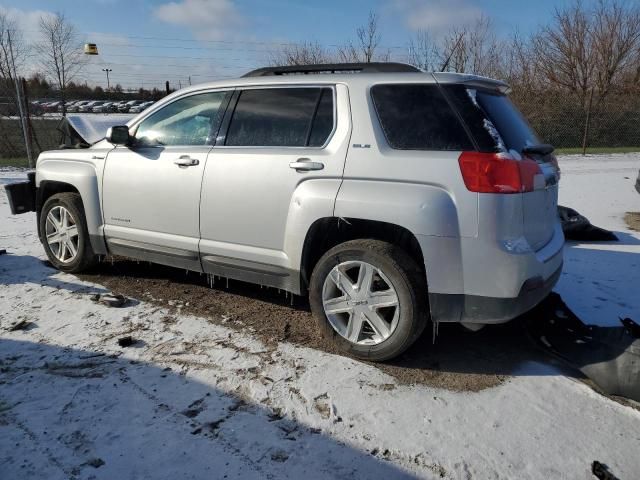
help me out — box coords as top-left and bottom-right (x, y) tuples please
(2, 88), (639, 165)
(513, 92), (640, 151)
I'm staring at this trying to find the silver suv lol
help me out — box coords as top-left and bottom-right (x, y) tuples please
(7, 63), (563, 361)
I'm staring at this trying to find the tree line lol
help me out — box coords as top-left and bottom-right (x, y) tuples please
(1, 0), (640, 156)
(271, 2), (640, 152)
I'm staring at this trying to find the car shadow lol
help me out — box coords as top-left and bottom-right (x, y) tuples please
(567, 230), (640, 246)
(0, 252), (108, 295)
(0, 338), (415, 479)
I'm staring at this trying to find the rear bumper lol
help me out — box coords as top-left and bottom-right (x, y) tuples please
(420, 220), (565, 324)
(429, 263), (562, 324)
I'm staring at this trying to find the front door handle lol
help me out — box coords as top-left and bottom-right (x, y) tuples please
(174, 155), (199, 167)
(289, 158), (324, 171)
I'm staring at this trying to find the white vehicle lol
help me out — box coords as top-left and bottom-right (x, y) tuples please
(5, 63), (563, 361)
(129, 101), (155, 113)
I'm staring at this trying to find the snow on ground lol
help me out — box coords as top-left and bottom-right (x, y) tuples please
(556, 154), (640, 327)
(1, 154), (640, 480)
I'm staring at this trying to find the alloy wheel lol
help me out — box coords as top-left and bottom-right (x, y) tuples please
(45, 206), (79, 263)
(321, 260), (400, 345)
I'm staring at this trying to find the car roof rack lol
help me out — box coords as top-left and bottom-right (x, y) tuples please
(242, 62), (421, 77)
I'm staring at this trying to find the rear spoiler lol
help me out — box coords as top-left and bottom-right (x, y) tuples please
(431, 72), (511, 94)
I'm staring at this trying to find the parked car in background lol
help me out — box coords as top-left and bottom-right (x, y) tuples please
(67, 101), (90, 113)
(78, 101), (106, 113)
(42, 101), (63, 113)
(93, 102), (116, 113)
(5, 63), (564, 362)
(29, 100), (46, 116)
(58, 100), (82, 113)
(118, 100), (144, 113)
(110, 101), (127, 112)
(129, 101), (155, 113)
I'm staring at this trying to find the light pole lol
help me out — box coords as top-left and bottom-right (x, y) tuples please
(102, 68), (112, 89)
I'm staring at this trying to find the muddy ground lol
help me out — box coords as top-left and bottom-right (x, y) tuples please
(625, 211), (640, 231)
(78, 258), (564, 393)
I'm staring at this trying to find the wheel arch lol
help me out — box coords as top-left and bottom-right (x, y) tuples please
(300, 217), (426, 293)
(37, 160), (106, 255)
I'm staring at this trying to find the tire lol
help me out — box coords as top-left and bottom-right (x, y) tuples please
(309, 239), (429, 361)
(39, 192), (97, 273)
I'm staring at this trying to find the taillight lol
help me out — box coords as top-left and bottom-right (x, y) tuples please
(458, 151), (542, 194)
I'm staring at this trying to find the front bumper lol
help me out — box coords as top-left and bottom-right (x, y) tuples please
(4, 172), (36, 215)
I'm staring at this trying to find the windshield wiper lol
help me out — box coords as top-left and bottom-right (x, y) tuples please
(522, 144), (555, 156)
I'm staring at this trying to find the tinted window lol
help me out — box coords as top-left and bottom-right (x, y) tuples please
(444, 85), (539, 153)
(308, 89), (334, 147)
(225, 87), (333, 147)
(371, 84), (473, 151)
(475, 90), (539, 152)
(135, 92), (228, 147)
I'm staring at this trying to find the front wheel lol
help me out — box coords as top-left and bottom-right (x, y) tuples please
(39, 193), (97, 273)
(309, 239), (429, 361)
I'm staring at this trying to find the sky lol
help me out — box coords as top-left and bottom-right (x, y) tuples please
(1, 0), (595, 90)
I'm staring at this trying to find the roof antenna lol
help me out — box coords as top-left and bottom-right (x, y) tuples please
(440, 33), (465, 72)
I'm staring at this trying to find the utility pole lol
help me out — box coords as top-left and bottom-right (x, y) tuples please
(102, 68), (112, 89)
(7, 30), (33, 167)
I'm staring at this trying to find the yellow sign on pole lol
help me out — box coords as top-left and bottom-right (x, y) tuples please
(84, 43), (98, 55)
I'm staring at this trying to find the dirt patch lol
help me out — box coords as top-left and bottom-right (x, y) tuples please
(79, 259), (554, 392)
(624, 212), (640, 231)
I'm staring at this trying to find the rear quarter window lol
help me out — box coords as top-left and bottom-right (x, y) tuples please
(371, 84), (474, 151)
(443, 84), (540, 153)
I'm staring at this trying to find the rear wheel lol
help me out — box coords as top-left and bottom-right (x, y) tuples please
(309, 239), (428, 361)
(39, 193), (97, 273)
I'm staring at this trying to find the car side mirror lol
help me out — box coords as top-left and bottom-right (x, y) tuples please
(106, 125), (131, 145)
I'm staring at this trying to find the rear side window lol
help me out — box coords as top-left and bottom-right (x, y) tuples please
(443, 85), (540, 153)
(225, 87), (334, 147)
(371, 84), (473, 151)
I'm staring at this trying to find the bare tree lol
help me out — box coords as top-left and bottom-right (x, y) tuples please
(36, 13), (85, 115)
(407, 30), (437, 71)
(502, 32), (541, 93)
(270, 40), (332, 66)
(591, 0), (640, 98)
(437, 16), (505, 77)
(533, 0), (640, 108)
(338, 11), (390, 63)
(0, 12), (28, 83)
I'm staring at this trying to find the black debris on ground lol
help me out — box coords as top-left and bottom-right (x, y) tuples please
(90, 293), (128, 308)
(558, 205), (618, 241)
(117, 336), (135, 348)
(85, 458), (105, 469)
(592, 461), (620, 480)
(8, 319), (35, 332)
(526, 293), (640, 403)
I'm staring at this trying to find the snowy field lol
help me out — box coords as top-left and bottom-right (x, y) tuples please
(1, 154), (639, 479)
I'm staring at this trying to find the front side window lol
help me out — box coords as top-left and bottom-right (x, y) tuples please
(225, 87), (334, 147)
(135, 91), (229, 147)
(371, 84), (473, 151)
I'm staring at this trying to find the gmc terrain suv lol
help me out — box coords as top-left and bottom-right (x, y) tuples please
(6, 63), (564, 361)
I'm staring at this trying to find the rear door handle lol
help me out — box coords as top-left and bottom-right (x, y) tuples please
(289, 158), (324, 171)
(174, 155), (199, 167)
